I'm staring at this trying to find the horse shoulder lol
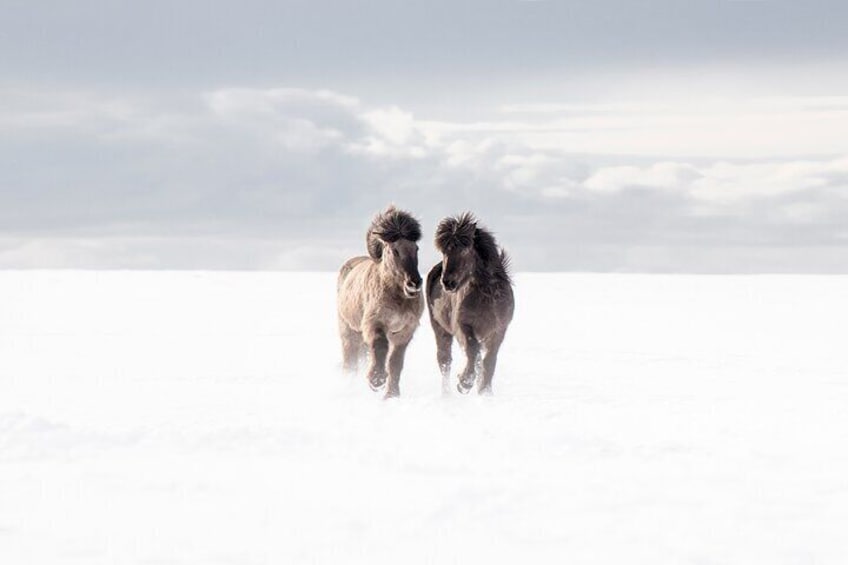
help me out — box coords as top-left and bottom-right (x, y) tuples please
(354, 262), (401, 331)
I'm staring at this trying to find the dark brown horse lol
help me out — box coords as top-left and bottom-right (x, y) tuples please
(337, 206), (424, 398)
(426, 213), (514, 395)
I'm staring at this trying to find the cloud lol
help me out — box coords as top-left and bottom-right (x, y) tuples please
(2, 85), (848, 271)
(583, 163), (702, 194)
(578, 158), (848, 206)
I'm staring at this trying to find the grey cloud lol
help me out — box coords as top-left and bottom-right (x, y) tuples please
(3, 86), (848, 271)
(4, 1), (848, 91)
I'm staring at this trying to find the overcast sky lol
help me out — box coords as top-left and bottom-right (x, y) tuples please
(2, 0), (848, 271)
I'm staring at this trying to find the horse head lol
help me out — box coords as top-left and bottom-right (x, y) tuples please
(367, 206), (423, 298)
(434, 212), (480, 292)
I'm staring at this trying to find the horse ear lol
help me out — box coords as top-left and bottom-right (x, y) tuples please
(367, 228), (384, 260)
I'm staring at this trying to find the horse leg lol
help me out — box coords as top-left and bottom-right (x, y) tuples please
(339, 318), (364, 373)
(364, 328), (389, 390)
(478, 334), (504, 395)
(384, 338), (409, 399)
(456, 324), (481, 394)
(431, 322), (453, 396)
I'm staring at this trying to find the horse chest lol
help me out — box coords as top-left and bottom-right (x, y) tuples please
(385, 310), (412, 333)
(379, 298), (422, 339)
(435, 288), (499, 338)
(428, 293), (448, 326)
(432, 293), (468, 333)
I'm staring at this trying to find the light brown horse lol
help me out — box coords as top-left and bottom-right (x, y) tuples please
(337, 206), (424, 398)
(426, 213), (514, 395)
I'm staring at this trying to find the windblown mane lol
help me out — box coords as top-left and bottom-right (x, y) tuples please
(435, 212), (477, 252)
(435, 213), (512, 286)
(366, 206), (422, 260)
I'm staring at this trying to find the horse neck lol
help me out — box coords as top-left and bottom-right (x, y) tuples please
(378, 259), (404, 290)
(471, 255), (506, 292)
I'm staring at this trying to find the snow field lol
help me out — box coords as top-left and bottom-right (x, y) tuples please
(1, 271), (847, 564)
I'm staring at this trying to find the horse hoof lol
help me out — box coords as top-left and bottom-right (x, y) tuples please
(369, 377), (386, 391)
(456, 382), (472, 394)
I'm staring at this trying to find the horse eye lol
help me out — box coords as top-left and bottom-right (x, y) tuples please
(393, 248), (399, 257)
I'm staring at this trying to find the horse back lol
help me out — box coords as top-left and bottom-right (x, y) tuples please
(338, 256), (370, 291)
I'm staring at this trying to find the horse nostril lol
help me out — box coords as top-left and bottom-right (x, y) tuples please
(442, 278), (456, 291)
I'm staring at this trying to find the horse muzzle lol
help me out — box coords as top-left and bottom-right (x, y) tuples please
(403, 280), (422, 298)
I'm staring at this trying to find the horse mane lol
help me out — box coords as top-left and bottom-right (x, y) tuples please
(435, 212), (476, 252)
(366, 205), (422, 260)
(435, 213), (512, 287)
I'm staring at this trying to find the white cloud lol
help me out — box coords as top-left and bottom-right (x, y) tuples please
(583, 162), (702, 193)
(486, 97), (848, 159)
(576, 157), (848, 208)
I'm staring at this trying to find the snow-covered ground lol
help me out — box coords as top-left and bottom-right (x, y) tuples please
(2, 271), (847, 564)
